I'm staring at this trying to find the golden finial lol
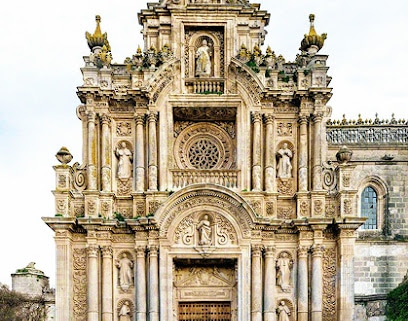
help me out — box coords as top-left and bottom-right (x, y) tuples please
(300, 14), (327, 53)
(85, 15), (110, 52)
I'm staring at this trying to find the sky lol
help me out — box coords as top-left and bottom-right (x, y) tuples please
(0, 0), (407, 287)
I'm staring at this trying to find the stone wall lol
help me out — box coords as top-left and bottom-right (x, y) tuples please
(354, 242), (408, 295)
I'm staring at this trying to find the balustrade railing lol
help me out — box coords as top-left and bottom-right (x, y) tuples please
(171, 169), (239, 189)
(326, 127), (408, 145)
(186, 79), (224, 94)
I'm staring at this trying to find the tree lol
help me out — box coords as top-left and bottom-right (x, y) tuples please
(387, 279), (408, 321)
(0, 284), (47, 321)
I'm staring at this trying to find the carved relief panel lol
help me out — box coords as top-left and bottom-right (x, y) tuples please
(174, 212), (237, 247)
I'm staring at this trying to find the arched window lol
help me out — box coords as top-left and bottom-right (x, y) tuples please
(360, 186), (378, 229)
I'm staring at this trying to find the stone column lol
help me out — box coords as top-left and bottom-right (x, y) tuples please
(101, 246), (113, 321)
(263, 245), (276, 321)
(311, 112), (323, 191)
(311, 244), (324, 321)
(148, 245), (159, 321)
(136, 245), (147, 321)
(252, 112), (262, 191)
(251, 244), (263, 321)
(297, 245), (309, 321)
(337, 225), (359, 320)
(148, 112), (158, 191)
(298, 115), (309, 192)
(135, 114), (145, 192)
(87, 111), (97, 190)
(264, 114), (276, 192)
(87, 245), (99, 321)
(100, 114), (112, 192)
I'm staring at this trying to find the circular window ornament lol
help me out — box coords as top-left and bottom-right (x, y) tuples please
(174, 123), (233, 170)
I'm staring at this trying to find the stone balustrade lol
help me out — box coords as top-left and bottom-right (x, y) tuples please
(186, 79), (224, 94)
(326, 126), (408, 145)
(171, 169), (239, 189)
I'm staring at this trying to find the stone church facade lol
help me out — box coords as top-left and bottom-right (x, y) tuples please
(43, 1), (408, 321)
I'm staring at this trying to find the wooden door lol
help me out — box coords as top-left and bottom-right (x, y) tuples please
(178, 302), (231, 321)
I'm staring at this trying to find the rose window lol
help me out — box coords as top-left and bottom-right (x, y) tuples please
(188, 138), (220, 169)
(174, 123), (234, 170)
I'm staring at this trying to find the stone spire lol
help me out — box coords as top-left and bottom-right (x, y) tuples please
(300, 14), (327, 54)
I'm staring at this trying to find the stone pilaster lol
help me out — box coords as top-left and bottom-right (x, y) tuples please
(311, 244), (324, 321)
(100, 114), (112, 192)
(336, 220), (364, 320)
(87, 110), (97, 190)
(136, 245), (147, 321)
(264, 114), (276, 192)
(148, 112), (158, 191)
(263, 245), (276, 321)
(252, 112), (262, 191)
(101, 246), (113, 321)
(135, 114), (146, 192)
(311, 112), (323, 191)
(148, 245), (159, 321)
(87, 244), (99, 321)
(297, 245), (309, 321)
(251, 244), (263, 321)
(298, 115), (309, 192)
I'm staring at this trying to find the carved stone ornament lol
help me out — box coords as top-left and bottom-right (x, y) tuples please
(73, 248), (87, 321)
(55, 146), (73, 164)
(336, 145), (352, 164)
(323, 247), (337, 321)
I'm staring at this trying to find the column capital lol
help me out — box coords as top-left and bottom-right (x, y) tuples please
(298, 115), (309, 125)
(251, 244), (264, 256)
(87, 110), (96, 122)
(264, 245), (276, 256)
(147, 111), (158, 122)
(136, 245), (146, 256)
(311, 244), (324, 257)
(100, 113), (111, 125)
(148, 244), (159, 256)
(298, 245), (309, 258)
(311, 112), (323, 123)
(87, 245), (99, 257)
(251, 111), (262, 123)
(134, 113), (146, 125)
(101, 245), (113, 258)
(263, 113), (275, 124)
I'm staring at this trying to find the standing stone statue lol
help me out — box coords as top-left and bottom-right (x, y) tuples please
(276, 301), (290, 321)
(195, 39), (212, 77)
(116, 253), (133, 291)
(118, 301), (132, 321)
(276, 143), (293, 179)
(115, 142), (133, 179)
(197, 214), (212, 245)
(276, 252), (292, 291)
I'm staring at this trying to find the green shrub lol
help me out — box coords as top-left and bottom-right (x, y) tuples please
(387, 280), (408, 321)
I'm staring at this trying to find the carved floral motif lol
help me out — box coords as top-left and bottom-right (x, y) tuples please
(73, 248), (87, 321)
(323, 247), (337, 321)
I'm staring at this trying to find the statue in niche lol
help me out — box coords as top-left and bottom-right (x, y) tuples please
(118, 301), (132, 321)
(276, 143), (293, 179)
(197, 214), (212, 245)
(115, 142), (133, 179)
(116, 253), (133, 291)
(276, 301), (291, 321)
(276, 252), (293, 292)
(195, 39), (212, 77)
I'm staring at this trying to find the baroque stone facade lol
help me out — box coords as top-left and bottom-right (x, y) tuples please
(43, 1), (408, 321)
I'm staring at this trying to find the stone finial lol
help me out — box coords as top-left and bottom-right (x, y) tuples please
(300, 14), (327, 54)
(85, 15), (111, 53)
(336, 145), (352, 164)
(56, 146), (73, 164)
